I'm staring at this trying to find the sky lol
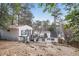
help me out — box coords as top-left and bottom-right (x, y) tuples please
(30, 3), (67, 24)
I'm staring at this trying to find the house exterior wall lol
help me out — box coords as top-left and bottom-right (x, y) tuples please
(40, 31), (51, 38)
(18, 25), (32, 36)
(0, 25), (33, 41)
(0, 29), (18, 40)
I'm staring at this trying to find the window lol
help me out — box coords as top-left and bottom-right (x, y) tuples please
(21, 29), (31, 36)
(51, 38), (54, 40)
(21, 30), (27, 35)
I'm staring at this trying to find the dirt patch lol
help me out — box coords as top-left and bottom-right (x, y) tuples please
(0, 41), (79, 56)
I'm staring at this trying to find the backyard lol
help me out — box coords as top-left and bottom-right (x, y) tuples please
(0, 3), (79, 56)
(0, 40), (79, 56)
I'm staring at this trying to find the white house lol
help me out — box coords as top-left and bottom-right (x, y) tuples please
(34, 30), (50, 38)
(33, 30), (65, 43)
(0, 25), (33, 41)
(33, 30), (51, 42)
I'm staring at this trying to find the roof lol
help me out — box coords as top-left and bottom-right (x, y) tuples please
(9, 25), (18, 29)
(9, 25), (33, 30)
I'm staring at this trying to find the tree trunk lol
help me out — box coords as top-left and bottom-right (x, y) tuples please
(54, 16), (58, 37)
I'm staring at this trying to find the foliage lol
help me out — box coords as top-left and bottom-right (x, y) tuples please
(39, 3), (55, 13)
(48, 23), (55, 31)
(0, 4), (9, 29)
(0, 3), (33, 29)
(39, 3), (63, 37)
(33, 20), (50, 31)
(0, 3), (21, 29)
(39, 3), (62, 18)
(65, 3), (79, 42)
(18, 4), (33, 26)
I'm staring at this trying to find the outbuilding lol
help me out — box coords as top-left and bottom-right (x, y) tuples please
(0, 25), (33, 41)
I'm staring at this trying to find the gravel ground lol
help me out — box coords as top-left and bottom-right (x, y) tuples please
(0, 40), (79, 56)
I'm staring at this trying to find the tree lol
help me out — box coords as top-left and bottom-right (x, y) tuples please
(9, 3), (21, 25)
(0, 3), (21, 29)
(48, 23), (55, 31)
(39, 3), (63, 37)
(64, 3), (79, 42)
(32, 20), (50, 32)
(18, 4), (33, 26)
(39, 3), (55, 13)
(0, 4), (10, 29)
(42, 20), (49, 31)
(0, 3), (33, 30)
(33, 20), (42, 31)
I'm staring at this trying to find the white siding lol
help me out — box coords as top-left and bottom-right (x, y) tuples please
(18, 25), (33, 36)
(0, 29), (18, 40)
(0, 25), (33, 41)
(40, 31), (51, 38)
